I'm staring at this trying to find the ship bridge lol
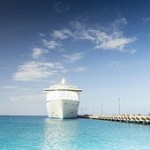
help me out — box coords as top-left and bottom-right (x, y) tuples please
(43, 77), (82, 92)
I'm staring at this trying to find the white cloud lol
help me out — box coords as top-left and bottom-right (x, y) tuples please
(52, 29), (72, 40)
(41, 17), (136, 54)
(96, 36), (136, 51)
(63, 52), (84, 63)
(13, 61), (67, 81)
(77, 30), (96, 41)
(75, 28), (136, 51)
(33, 17), (136, 59)
(42, 40), (61, 49)
(32, 48), (48, 59)
(70, 18), (136, 52)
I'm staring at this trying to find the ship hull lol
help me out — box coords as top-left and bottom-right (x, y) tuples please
(46, 99), (79, 119)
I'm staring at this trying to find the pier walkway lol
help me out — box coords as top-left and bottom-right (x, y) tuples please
(79, 115), (150, 125)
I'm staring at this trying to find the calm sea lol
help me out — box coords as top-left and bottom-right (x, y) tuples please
(0, 116), (150, 150)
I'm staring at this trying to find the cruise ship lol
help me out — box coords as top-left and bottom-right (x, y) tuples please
(43, 78), (82, 119)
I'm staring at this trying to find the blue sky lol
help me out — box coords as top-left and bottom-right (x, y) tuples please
(0, 0), (150, 115)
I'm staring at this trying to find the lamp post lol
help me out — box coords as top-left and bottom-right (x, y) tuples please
(118, 98), (120, 115)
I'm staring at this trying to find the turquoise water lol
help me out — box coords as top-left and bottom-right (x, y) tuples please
(0, 117), (150, 150)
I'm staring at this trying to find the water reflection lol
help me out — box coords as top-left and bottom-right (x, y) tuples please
(42, 118), (79, 150)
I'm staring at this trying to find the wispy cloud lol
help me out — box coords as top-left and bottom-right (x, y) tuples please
(95, 33), (136, 51)
(63, 52), (84, 63)
(40, 17), (136, 54)
(51, 29), (72, 40)
(53, 0), (73, 13)
(72, 66), (86, 72)
(77, 29), (136, 52)
(70, 18), (137, 53)
(13, 17), (137, 83)
(77, 29), (95, 41)
(32, 48), (48, 59)
(111, 17), (128, 30)
(13, 61), (67, 81)
(143, 17), (150, 23)
(42, 40), (61, 49)
(38, 33), (46, 37)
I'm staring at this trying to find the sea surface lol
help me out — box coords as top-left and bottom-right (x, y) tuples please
(0, 116), (150, 150)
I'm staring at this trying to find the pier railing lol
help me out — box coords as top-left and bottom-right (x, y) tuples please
(78, 115), (150, 125)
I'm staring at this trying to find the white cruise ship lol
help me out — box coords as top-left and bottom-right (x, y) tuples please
(43, 78), (82, 119)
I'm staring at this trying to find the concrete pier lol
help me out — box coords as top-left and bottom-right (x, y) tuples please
(79, 115), (150, 125)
